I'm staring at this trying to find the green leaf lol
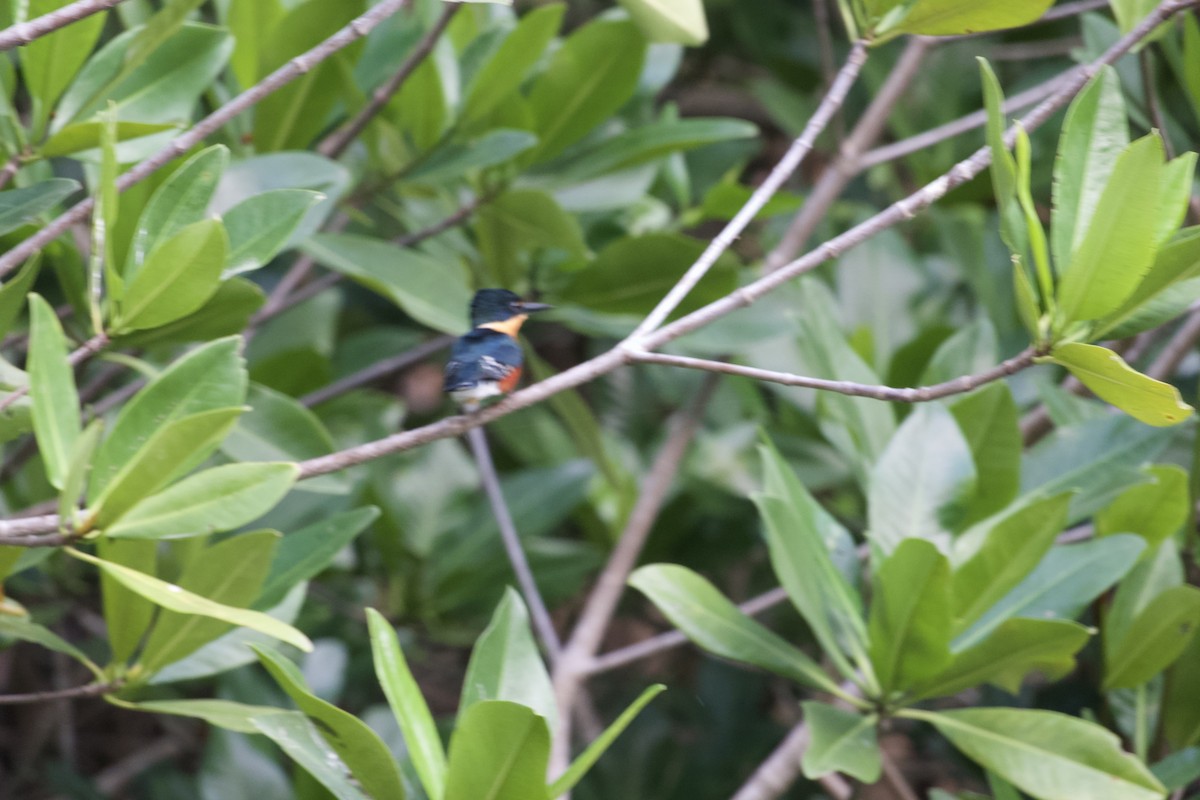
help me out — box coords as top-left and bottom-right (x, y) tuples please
(407, 129), (539, 184)
(28, 293), (81, 490)
(58, 419), (102, 528)
(302, 233), (470, 334)
(1097, 227), (1200, 339)
(885, 0), (1054, 37)
(1164, 631), (1200, 748)
(252, 711), (372, 800)
(475, 189), (586, 287)
(905, 707), (1165, 800)
(0, 615), (102, 679)
(867, 404), (976, 556)
(556, 233), (736, 319)
(756, 439), (870, 685)
(226, 0), (283, 87)
(915, 618), (1091, 699)
(0, 179), (80, 236)
(978, 59), (1025, 257)
(949, 383), (1021, 525)
(138, 530), (279, 674)
(114, 219), (230, 332)
(618, 0), (708, 44)
(365, 608), (446, 800)
(628, 564), (843, 694)
(1154, 152), (1196, 247)
(21, 0), (108, 136)
(1056, 135), (1166, 323)
(223, 189), (323, 276)
(0, 255), (42, 338)
(461, 588), (556, 731)
(1047, 343), (1193, 427)
(952, 493), (1072, 632)
(548, 684), (665, 797)
(253, 644), (406, 799)
(117, 697), (284, 735)
(527, 19), (646, 162)
(462, 3), (564, 125)
(1151, 747), (1200, 792)
(90, 407), (244, 528)
(126, 145), (229, 277)
(1106, 540), (1184, 648)
(1105, 585), (1200, 690)
(90, 336), (247, 502)
(69, 548), (312, 652)
(40, 120), (177, 158)
(1096, 464), (1189, 546)
(1110, 0), (1161, 34)
(1050, 66), (1128, 274)
(113, 277), (265, 349)
(256, 507), (378, 610)
(958, 535), (1144, 650)
(443, 700), (549, 800)
(868, 539), (953, 694)
(104, 462), (299, 540)
(97, 537), (157, 665)
(800, 702), (881, 783)
(221, 383), (341, 493)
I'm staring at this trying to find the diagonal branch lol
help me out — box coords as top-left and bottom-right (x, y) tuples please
(0, 0), (412, 281)
(627, 346), (1040, 403)
(628, 38), (870, 339)
(0, 0), (125, 50)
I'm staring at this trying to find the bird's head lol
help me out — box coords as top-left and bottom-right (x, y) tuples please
(470, 288), (552, 336)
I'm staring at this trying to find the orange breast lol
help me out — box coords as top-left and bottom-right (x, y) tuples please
(498, 366), (522, 393)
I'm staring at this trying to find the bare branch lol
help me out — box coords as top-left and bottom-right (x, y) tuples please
(0, 681), (116, 704)
(0, 0), (124, 50)
(318, 2), (460, 159)
(629, 38), (871, 339)
(0, 0), (412, 280)
(628, 346), (1040, 403)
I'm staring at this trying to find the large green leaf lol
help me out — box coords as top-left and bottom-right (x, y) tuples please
(90, 336), (247, 502)
(117, 697), (285, 735)
(1056, 135), (1165, 323)
(21, 0), (108, 136)
(223, 189), (323, 276)
(868, 539), (953, 694)
(90, 407), (244, 528)
(978, 59), (1024, 257)
(252, 711), (371, 800)
(1096, 464), (1189, 546)
(949, 384), (1021, 525)
(460, 588), (556, 731)
(1050, 66), (1128, 274)
(302, 233), (470, 334)
(406, 129), (539, 185)
(1096, 227), (1200, 338)
(527, 19), (646, 162)
(104, 462), (299, 540)
(628, 564), (843, 695)
(365, 608), (446, 800)
(1105, 585), (1200, 690)
(253, 645), (406, 800)
(884, 0), (1054, 37)
(27, 293), (81, 490)
(97, 538), (158, 665)
(461, 3), (564, 125)
(906, 707), (1165, 800)
(256, 507), (378, 610)
(113, 219), (230, 332)
(125, 145), (229, 277)
(138, 530), (279, 674)
(756, 439), (871, 685)
(618, 0), (708, 44)
(957, 535), (1144, 650)
(800, 702), (881, 783)
(951, 493), (1072, 632)
(1046, 343), (1192, 427)
(915, 618), (1091, 699)
(443, 701), (549, 800)
(1106, 540), (1184, 649)
(70, 548), (311, 652)
(867, 404), (976, 556)
(40, 120), (177, 158)
(547, 684), (665, 797)
(475, 189), (586, 288)
(1154, 151), (1197, 247)
(0, 179), (80, 236)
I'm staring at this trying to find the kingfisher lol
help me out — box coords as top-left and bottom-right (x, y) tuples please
(443, 289), (552, 411)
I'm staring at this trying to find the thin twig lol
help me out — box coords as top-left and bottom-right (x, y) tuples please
(629, 38), (871, 339)
(0, 680), (116, 704)
(0, 0), (411, 280)
(550, 376), (718, 778)
(766, 37), (932, 271)
(465, 425), (562, 659)
(729, 715), (853, 800)
(0, 151), (23, 191)
(1146, 309), (1200, 380)
(0, 333), (109, 414)
(628, 347), (1040, 403)
(318, 1), (458, 159)
(880, 752), (920, 800)
(0, 0), (124, 50)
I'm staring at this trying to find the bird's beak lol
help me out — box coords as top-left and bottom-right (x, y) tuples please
(519, 301), (553, 313)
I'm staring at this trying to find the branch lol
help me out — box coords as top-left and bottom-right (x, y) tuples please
(300, 335), (453, 408)
(0, 0), (124, 50)
(628, 38), (870, 339)
(0, 0), (411, 280)
(0, 680), (116, 704)
(627, 346), (1040, 403)
(729, 716), (852, 800)
(318, 1), (460, 159)
(465, 425), (562, 659)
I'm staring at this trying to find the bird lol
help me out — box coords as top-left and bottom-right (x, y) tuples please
(443, 289), (552, 411)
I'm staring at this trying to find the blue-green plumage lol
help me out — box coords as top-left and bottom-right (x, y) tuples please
(443, 289), (551, 409)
